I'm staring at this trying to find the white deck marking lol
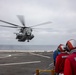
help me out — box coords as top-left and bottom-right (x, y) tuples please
(49, 63), (53, 66)
(0, 55), (12, 58)
(0, 61), (41, 66)
(29, 52), (51, 59)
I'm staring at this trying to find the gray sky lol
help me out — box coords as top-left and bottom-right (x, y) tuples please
(0, 0), (76, 45)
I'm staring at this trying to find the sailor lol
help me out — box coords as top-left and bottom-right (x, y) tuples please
(55, 44), (69, 75)
(53, 44), (62, 66)
(64, 39), (76, 75)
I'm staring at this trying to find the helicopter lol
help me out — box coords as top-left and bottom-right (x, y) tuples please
(0, 15), (52, 42)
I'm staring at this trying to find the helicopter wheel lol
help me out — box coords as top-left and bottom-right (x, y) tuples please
(27, 40), (29, 42)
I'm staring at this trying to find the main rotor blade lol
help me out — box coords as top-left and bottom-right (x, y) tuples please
(17, 15), (25, 27)
(32, 28), (52, 29)
(0, 25), (19, 28)
(0, 20), (21, 27)
(29, 21), (52, 27)
(32, 28), (53, 32)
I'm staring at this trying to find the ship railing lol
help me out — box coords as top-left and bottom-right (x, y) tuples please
(36, 69), (55, 75)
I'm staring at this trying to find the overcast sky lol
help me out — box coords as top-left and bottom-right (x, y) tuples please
(0, 0), (76, 45)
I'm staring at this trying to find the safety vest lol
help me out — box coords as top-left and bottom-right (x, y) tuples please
(67, 52), (76, 75)
(55, 53), (69, 73)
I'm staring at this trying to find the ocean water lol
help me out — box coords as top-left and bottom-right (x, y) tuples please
(0, 45), (57, 51)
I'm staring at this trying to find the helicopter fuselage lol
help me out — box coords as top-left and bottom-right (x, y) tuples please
(16, 27), (34, 42)
(0, 16), (51, 42)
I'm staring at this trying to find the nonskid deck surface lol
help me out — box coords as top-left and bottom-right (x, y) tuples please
(0, 52), (53, 75)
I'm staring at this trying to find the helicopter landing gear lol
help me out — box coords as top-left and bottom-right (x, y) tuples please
(27, 40), (29, 42)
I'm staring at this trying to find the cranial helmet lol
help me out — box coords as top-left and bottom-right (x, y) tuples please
(66, 39), (76, 51)
(58, 44), (66, 52)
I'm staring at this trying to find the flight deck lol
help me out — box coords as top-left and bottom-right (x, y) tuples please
(0, 51), (53, 75)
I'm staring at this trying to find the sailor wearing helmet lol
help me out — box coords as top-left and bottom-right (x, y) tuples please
(55, 44), (69, 75)
(64, 39), (76, 75)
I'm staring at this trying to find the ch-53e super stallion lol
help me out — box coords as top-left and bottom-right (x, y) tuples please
(0, 15), (52, 42)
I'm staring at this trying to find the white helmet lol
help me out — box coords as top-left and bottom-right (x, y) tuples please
(58, 44), (66, 52)
(66, 39), (76, 51)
